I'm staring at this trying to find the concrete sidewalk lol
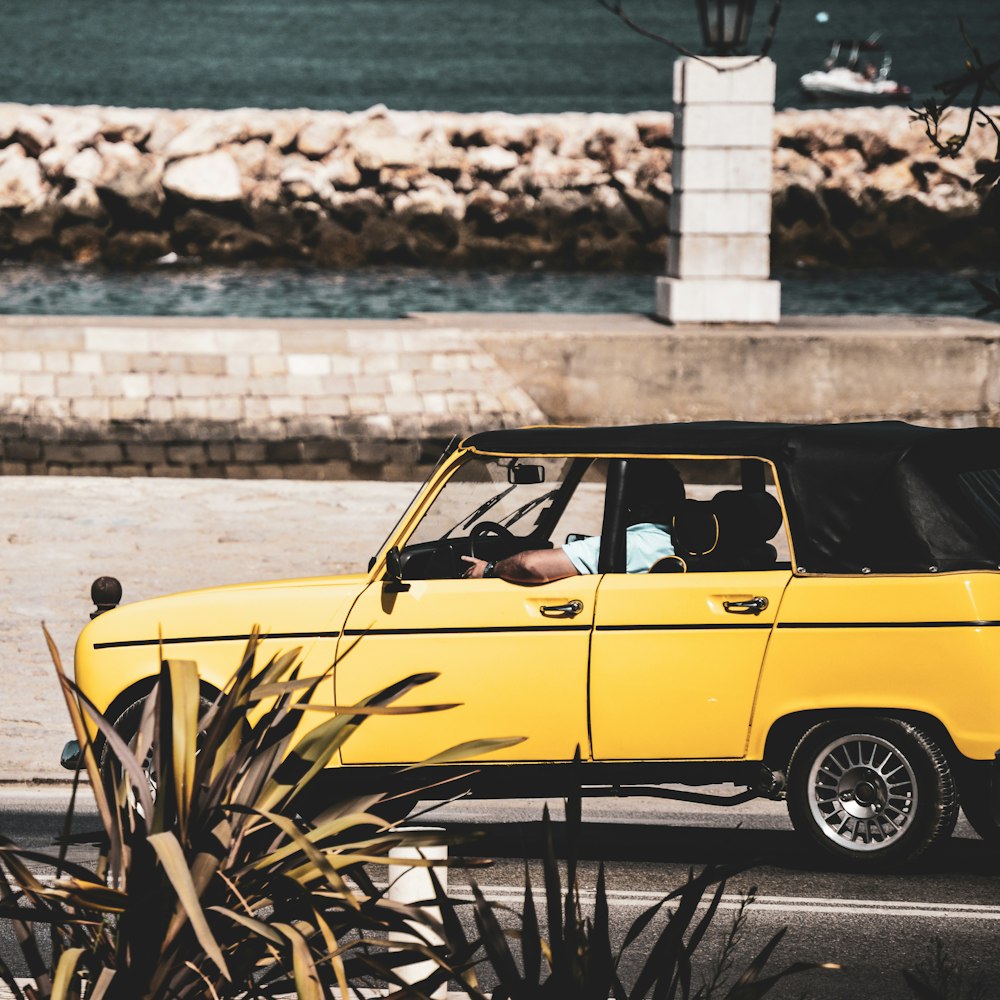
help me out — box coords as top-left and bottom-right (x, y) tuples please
(0, 475), (418, 782)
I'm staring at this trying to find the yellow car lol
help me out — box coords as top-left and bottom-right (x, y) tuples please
(70, 421), (1000, 868)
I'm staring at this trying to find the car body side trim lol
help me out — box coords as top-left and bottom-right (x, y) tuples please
(776, 620), (1000, 629)
(342, 625), (592, 636)
(93, 630), (342, 650)
(596, 623), (773, 632)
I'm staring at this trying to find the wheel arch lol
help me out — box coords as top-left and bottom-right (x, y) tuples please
(97, 675), (225, 735)
(762, 708), (967, 773)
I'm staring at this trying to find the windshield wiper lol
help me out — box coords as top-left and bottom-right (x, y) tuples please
(499, 488), (561, 530)
(441, 484), (516, 538)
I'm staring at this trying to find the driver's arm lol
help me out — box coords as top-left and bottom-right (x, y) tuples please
(462, 548), (580, 583)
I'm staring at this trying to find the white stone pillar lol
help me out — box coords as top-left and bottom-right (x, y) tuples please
(388, 830), (449, 998)
(656, 56), (780, 324)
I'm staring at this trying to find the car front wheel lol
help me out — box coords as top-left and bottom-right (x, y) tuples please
(786, 718), (958, 868)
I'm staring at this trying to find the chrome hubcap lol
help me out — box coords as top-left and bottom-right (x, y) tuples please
(808, 734), (917, 852)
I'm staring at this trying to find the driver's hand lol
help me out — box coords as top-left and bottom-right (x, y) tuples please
(461, 555), (487, 578)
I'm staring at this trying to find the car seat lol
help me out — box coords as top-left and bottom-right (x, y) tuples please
(652, 490), (782, 572)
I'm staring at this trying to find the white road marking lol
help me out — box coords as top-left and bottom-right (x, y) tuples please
(451, 885), (1000, 921)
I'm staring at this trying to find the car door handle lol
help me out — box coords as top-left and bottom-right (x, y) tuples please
(539, 600), (584, 617)
(723, 597), (769, 615)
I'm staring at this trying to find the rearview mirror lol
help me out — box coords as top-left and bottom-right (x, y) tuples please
(508, 463), (545, 485)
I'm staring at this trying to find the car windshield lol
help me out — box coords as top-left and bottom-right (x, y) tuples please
(406, 455), (604, 547)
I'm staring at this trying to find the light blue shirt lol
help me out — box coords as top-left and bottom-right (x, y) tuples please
(562, 522), (674, 575)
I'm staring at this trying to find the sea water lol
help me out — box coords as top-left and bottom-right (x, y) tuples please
(1, 0), (998, 318)
(0, 263), (994, 321)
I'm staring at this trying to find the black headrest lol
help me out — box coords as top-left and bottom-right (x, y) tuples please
(711, 490), (783, 544)
(671, 499), (719, 557)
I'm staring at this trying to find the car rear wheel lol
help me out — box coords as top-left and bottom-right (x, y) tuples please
(786, 718), (958, 868)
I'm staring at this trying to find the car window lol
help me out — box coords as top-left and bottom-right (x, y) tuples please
(670, 458), (792, 568)
(406, 455), (602, 547)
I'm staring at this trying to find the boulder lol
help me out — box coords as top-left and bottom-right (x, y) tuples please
(297, 116), (348, 158)
(104, 230), (172, 266)
(11, 112), (54, 155)
(280, 159), (335, 204)
(95, 140), (164, 217)
(174, 208), (275, 261)
(61, 180), (107, 221)
(164, 113), (249, 159)
(38, 144), (84, 179)
(350, 133), (425, 171)
(527, 147), (610, 190)
(466, 145), (520, 175)
(322, 153), (362, 189)
(64, 147), (104, 184)
(58, 223), (106, 263)
(44, 110), (102, 150)
(100, 108), (158, 145)
(0, 146), (47, 210)
(163, 151), (243, 202)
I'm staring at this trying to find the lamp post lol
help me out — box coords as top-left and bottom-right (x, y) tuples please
(697, 0), (757, 55)
(655, 0), (779, 324)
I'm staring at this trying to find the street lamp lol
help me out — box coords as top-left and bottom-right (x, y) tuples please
(696, 0), (756, 55)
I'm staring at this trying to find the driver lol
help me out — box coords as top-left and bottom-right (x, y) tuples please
(462, 460), (684, 583)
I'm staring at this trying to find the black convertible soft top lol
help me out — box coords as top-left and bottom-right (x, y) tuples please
(463, 421), (1000, 575)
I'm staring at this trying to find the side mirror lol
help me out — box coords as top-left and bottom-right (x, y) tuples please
(509, 463), (545, 485)
(383, 547), (410, 592)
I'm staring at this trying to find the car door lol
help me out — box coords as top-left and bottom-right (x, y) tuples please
(589, 569), (791, 760)
(336, 574), (600, 764)
(588, 456), (795, 761)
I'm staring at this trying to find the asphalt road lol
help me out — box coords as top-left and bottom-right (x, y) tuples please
(2, 789), (998, 998)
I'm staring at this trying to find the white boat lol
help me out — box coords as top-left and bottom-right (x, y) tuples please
(800, 38), (911, 101)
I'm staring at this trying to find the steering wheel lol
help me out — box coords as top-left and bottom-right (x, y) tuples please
(470, 520), (516, 557)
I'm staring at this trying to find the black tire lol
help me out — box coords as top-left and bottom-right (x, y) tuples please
(959, 767), (1000, 845)
(786, 718), (958, 869)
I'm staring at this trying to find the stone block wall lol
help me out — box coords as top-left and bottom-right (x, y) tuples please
(0, 315), (545, 479)
(3, 313), (1000, 480)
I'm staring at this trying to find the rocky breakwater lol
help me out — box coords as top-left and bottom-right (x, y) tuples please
(0, 102), (996, 270)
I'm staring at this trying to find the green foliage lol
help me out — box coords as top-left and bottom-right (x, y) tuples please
(903, 940), (988, 1000)
(907, 21), (1000, 317)
(432, 761), (833, 1000)
(0, 629), (504, 1000)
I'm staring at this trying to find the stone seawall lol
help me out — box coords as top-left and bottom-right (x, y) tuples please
(0, 103), (997, 270)
(2, 313), (999, 480)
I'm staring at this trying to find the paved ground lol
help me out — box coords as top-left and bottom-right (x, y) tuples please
(0, 475), (419, 781)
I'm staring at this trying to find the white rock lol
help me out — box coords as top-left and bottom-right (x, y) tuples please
(0, 146), (46, 209)
(270, 111), (312, 151)
(527, 147), (610, 189)
(163, 151), (243, 202)
(38, 144), (81, 178)
(64, 146), (104, 184)
(44, 110), (103, 149)
(225, 138), (265, 176)
(164, 115), (247, 159)
(322, 153), (362, 188)
(280, 160), (334, 203)
(13, 111), (54, 152)
(351, 133), (424, 171)
(297, 116), (348, 158)
(100, 107), (160, 144)
(393, 184), (465, 220)
(466, 145), (520, 174)
(95, 140), (164, 213)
